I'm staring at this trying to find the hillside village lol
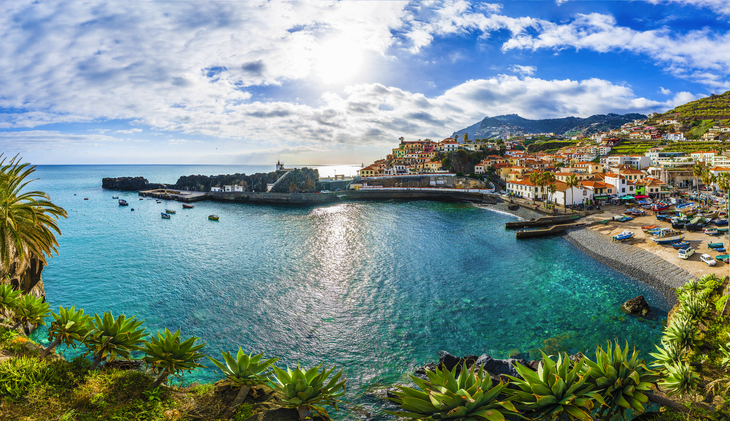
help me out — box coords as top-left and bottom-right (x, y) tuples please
(358, 92), (730, 207)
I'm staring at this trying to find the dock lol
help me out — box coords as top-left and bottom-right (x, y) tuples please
(139, 189), (208, 202)
(505, 214), (581, 229)
(515, 223), (588, 239)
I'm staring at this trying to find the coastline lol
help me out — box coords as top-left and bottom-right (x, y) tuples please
(483, 203), (691, 303)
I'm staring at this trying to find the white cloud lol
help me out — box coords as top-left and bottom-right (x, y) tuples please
(509, 65), (536, 76)
(115, 128), (143, 134)
(643, 0), (730, 16)
(659, 87), (672, 95)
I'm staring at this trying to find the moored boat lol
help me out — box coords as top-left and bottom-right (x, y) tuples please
(161, 212), (170, 219)
(651, 228), (685, 244)
(208, 214), (219, 221)
(118, 199), (128, 206)
(182, 204), (194, 209)
(112, 195), (119, 199)
(165, 209), (176, 214)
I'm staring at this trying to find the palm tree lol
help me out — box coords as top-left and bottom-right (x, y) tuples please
(528, 172), (541, 202)
(0, 155), (67, 291)
(565, 174), (579, 211)
(540, 172), (556, 202)
(692, 162), (705, 193)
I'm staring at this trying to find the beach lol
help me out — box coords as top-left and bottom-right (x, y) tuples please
(490, 200), (723, 301)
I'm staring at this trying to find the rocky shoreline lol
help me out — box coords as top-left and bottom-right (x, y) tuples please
(564, 228), (692, 302)
(486, 203), (690, 302)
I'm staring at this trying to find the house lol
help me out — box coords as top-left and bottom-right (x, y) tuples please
(553, 181), (593, 206)
(664, 132), (685, 141)
(224, 184), (244, 192)
(572, 161), (603, 174)
(580, 181), (614, 200)
(210, 186), (222, 192)
(604, 173), (637, 196)
(506, 179), (541, 200)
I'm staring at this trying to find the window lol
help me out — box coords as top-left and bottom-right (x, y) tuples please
(622, 188), (625, 193)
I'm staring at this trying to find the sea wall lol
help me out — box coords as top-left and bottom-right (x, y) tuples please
(209, 191), (340, 205)
(346, 189), (497, 203)
(565, 228), (694, 301)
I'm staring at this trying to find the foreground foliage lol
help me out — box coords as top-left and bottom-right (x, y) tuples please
(388, 363), (519, 421)
(142, 328), (206, 388)
(271, 364), (346, 419)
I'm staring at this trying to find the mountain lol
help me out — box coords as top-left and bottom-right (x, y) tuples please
(451, 113), (647, 140)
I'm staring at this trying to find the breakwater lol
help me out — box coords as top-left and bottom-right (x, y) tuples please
(346, 188), (498, 203)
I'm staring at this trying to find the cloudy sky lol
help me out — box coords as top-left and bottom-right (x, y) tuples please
(1, 0), (728, 165)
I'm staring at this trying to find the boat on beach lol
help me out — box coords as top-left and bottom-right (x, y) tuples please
(651, 228), (685, 244)
(612, 231), (634, 241)
(671, 240), (690, 249)
(614, 215), (633, 222)
(652, 203), (669, 211)
(717, 254), (730, 263)
(208, 215), (219, 221)
(708, 242), (725, 249)
(641, 225), (657, 232)
(704, 227), (719, 236)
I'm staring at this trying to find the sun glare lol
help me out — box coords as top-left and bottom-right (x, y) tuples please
(314, 39), (363, 84)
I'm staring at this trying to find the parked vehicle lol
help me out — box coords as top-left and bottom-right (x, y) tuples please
(678, 247), (695, 259)
(700, 254), (717, 266)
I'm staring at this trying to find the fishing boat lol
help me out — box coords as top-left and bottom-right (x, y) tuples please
(704, 227), (720, 236)
(671, 240), (690, 249)
(652, 203), (669, 212)
(613, 215), (633, 222)
(651, 228), (685, 244)
(161, 213), (170, 219)
(613, 231), (635, 241)
(630, 209), (646, 216)
(208, 215), (219, 221)
(714, 218), (728, 226)
(112, 195), (119, 199)
(717, 254), (730, 263)
(84, 198), (88, 200)
(165, 209), (176, 214)
(641, 225), (658, 232)
(182, 204), (194, 209)
(156, 200), (162, 203)
(719, 227), (729, 233)
(708, 242), (725, 249)
(656, 213), (670, 221)
(118, 199), (128, 206)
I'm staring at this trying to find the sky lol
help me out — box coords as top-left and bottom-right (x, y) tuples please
(1, 0), (729, 165)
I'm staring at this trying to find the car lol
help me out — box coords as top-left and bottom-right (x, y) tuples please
(700, 254), (717, 266)
(678, 247), (695, 259)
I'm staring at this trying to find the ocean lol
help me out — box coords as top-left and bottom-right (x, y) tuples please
(29, 164), (670, 419)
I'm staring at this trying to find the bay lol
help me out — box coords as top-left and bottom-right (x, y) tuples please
(30, 165), (669, 419)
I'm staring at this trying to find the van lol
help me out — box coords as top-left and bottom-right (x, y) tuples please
(678, 247), (695, 259)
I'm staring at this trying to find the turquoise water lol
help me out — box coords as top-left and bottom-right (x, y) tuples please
(30, 165), (669, 419)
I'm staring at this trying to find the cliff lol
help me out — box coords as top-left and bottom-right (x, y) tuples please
(103, 168), (322, 194)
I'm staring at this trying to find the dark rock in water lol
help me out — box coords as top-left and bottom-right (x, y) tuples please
(569, 352), (586, 363)
(104, 360), (143, 371)
(474, 354), (527, 379)
(526, 360), (541, 371)
(243, 408), (325, 421)
(622, 295), (650, 316)
(438, 351), (479, 372)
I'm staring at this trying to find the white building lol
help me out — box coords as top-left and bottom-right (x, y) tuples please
(553, 181), (593, 206)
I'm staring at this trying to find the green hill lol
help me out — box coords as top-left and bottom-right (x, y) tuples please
(655, 90), (730, 121)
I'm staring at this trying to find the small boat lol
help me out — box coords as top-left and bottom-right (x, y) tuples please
(715, 248), (727, 253)
(630, 209), (646, 216)
(671, 222), (685, 230)
(685, 224), (702, 232)
(112, 195), (119, 199)
(717, 254), (730, 263)
(208, 215), (219, 221)
(84, 198), (89, 200)
(719, 227), (729, 233)
(704, 228), (719, 236)
(165, 209), (176, 214)
(613, 231), (635, 241)
(651, 228), (685, 244)
(139, 198), (144, 200)
(182, 204), (194, 209)
(671, 240), (690, 249)
(656, 214), (670, 221)
(119, 199), (128, 206)
(652, 204), (669, 212)
(161, 213), (170, 219)
(156, 200), (162, 203)
(714, 219), (728, 226)
(641, 225), (657, 232)
(616, 216), (633, 222)
(708, 242), (725, 249)
(720, 211), (727, 217)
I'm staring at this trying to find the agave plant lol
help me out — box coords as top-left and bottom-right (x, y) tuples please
(41, 305), (92, 358)
(11, 294), (50, 332)
(720, 333), (730, 369)
(141, 328), (205, 388)
(583, 341), (659, 420)
(660, 362), (699, 397)
(387, 363), (520, 420)
(84, 312), (147, 370)
(679, 297), (710, 323)
(649, 341), (684, 371)
(507, 352), (605, 421)
(662, 315), (701, 351)
(208, 349), (278, 420)
(270, 364), (346, 420)
(0, 282), (21, 321)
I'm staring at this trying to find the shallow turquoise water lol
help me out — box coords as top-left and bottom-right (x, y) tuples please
(29, 165), (669, 419)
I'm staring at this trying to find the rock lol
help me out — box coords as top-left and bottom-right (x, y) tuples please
(437, 351), (478, 372)
(473, 354), (527, 379)
(104, 360), (143, 371)
(526, 360), (541, 371)
(622, 295), (651, 316)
